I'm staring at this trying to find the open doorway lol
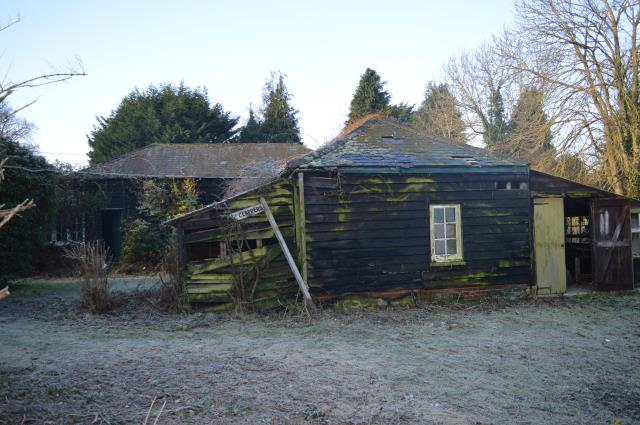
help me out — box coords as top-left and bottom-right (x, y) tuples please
(564, 197), (592, 292)
(564, 197), (634, 292)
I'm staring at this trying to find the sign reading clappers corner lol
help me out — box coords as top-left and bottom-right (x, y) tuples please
(229, 204), (265, 221)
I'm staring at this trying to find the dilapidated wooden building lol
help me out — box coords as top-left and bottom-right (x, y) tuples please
(67, 143), (309, 258)
(169, 116), (636, 310)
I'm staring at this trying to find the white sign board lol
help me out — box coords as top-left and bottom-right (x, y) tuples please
(229, 204), (264, 221)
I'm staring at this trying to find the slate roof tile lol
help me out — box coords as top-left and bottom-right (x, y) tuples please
(84, 143), (311, 178)
(290, 116), (527, 170)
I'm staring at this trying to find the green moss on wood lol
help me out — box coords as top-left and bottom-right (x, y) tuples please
(187, 246), (270, 274)
(187, 273), (234, 282)
(186, 283), (233, 294)
(454, 271), (508, 284)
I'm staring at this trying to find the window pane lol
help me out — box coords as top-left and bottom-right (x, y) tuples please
(446, 224), (456, 238)
(433, 208), (444, 223)
(435, 239), (446, 255)
(632, 213), (640, 232)
(634, 239), (640, 257)
(446, 239), (457, 255)
(434, 223), (445, 238)
(445, 207), (455, 222)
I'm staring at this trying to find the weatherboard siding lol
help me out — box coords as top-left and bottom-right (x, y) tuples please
(179, 179), (299, 310)
(302, 171), (532, 296)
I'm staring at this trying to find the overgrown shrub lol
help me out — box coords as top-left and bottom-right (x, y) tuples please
(122, 178), (201, 268)
(122, 218), (166, 266)
(157, 230), (185, 311)
(64, 241), (111, 313)
(0, 139), (56, 277)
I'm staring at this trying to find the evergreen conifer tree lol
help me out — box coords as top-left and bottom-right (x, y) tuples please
(484, 89), (508, 150)
(412, 82), (466, 142)
(259, 73), (301, 143)
(385, 102), (415, 123)
(507, 88), (553, 153)
(237, 106), (265, 142)
(88, 82), (238, 164)
(347, 68), (391, 124)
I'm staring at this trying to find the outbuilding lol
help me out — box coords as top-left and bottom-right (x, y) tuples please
(169, 116), (636, 310)
(54, 143), (309, 258)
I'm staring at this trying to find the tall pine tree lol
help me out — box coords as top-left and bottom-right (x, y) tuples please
(259, 73), (301, 143)
(507, 88), (553, 153)
(412, 82), (466, 142)
(484, 89), (508, 151)
(385, 102), (415, 123)
(236, 106), (265, 142)
(347, 68), (391, 124)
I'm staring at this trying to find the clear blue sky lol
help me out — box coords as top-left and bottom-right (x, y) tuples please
(3, 0), (515, 165)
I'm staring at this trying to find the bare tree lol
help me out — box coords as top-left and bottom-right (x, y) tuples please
(444, 38), (521, 145)
(506, 0), (640, 195)
(0, 14), (85, 299)
(412, 82), (468, 142)
(0, 15), (86, 116)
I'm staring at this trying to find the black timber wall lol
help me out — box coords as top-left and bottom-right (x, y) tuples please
(303, 171), (532, 296)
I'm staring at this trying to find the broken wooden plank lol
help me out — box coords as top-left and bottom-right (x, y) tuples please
(187, 246), (269, 275)
(260, 197), (316, 311)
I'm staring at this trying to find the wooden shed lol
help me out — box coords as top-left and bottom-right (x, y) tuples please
(169, 116), (636, 310)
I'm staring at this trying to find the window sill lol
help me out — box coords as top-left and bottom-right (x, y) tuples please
(430, 260), (467, 268)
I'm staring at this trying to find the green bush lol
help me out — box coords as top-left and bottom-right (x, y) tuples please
(0, 139), (57, 277)
(122, 218), (166, 266)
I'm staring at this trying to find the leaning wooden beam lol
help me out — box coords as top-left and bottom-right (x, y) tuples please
(259, 197), (316, 311)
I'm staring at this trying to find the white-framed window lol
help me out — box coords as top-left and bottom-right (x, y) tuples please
(430, 204), (463, 263)
(631, 210), (640, 257)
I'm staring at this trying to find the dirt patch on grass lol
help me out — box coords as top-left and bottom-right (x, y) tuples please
(1, 279), (639, 424)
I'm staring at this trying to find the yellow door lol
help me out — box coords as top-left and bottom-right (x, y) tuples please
(534, 197), (566, 294)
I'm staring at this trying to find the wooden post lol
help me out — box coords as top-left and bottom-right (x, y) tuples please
(298, 172), (308, 285)
(260, 197), (316, 310)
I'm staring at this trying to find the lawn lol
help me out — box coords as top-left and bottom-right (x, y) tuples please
(1, 278), (639, 424)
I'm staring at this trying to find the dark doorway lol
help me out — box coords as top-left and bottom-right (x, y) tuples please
(101, 209), (123, 260)
(564, 197), (593, 288)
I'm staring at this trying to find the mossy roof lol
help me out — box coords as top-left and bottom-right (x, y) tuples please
(289, 115), (528, 171)
(84, 143), (311, 179)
